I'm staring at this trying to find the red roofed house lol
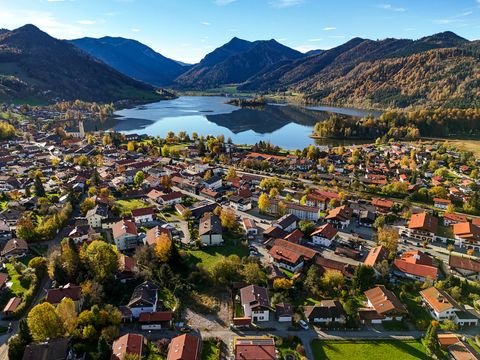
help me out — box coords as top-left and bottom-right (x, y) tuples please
(407, 212), (438, 242)
(240, 285), (270, 322)
(269, 244), (304, 272)
(167, 334), (201, 360)
(131, 207), (155, 224)
(453, 222), (480, 251)
(311, 223), (338, 247)
(145, 225), (172, 246)
(3, 296), (21, 316)
(111, 333), (145, 360)
(325, 205), (352, 229)
(139, 311), (174, 330)
(364, 245), (389, 270)
(359, 285), (407, 324)
(158, 191), (184, 206)
(242, 218), (258, 240)
(112, 219), (139, 251)
(393, 250), (438, 281)
(371, 198), (394, 213)
(443, 213), (468, 227)
(46, 283), (83, 311)
(449, 255), (480, 280)
(234, 336), (276, 360)
(433, 198), (451, 210)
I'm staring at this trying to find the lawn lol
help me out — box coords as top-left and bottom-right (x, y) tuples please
(201, 339), (221, 360)
(5, 262), (29, 296)
(186, 242), (249, 272)
(115, 199), (150, 216)
(311, 340), (429, 360)
(158, 288), (179, 311)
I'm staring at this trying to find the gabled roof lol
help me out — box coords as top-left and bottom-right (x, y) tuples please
(311, 223), (337, 240)
(131, 207), (155, 217)
(284, 229), (304, 244)
(112, 219), (138, 240)
(23, 338), (70, 360)
(138, 311), (174, 323)
(364, 285), (407, 315)
(167, 334), (201, 360)
(315, 256), (356, 278)
(273, 239), (318, 261)
(128, 281), (157, 308)
(449, 255), (480, 273)
(240, 285), (270, 310)
(420, 287), (460, 313)
(408, 212), (438, 234)
(199, 212), (222, 236)
(304, 300), (345, 320)
(1, 238), (28, 256)
(111, 333), (145, 360)
(453, 222), (480, 242)
(325, 205), (352, 222)
(393, 251), (438, 279)
(46, 284), (82, 304)
(364, 245), (389, 267)
(275, 214), (299, 229)
(145, 226), (171, 246)
(234, 336), (276, 360)
(269, 245), (303, 265)
(371, 198), (394, 209)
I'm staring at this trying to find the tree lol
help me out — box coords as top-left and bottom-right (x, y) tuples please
(134, 171), (145, 187)
(225, 167), (237, 180)
(220, 208), (236, 231)
(161, 144), (170, 157)
(33, 174), (45, 197)
(155, 233), (173, 263)
(277, 201), (287, 216)
(56, 297), (78, 335)
(83, 241), (119, 282)
(210, 255), (242, 286)
(241, 262), (266, 285)
(127, 141), (135, 152)
(423, 321), (440, 358)
(321, 270), (345, 295)
(269, 188), (279, 199)
(27, 303), (65, 341)
(273, 278), (293, 291)
(377, 226), (399, 255)
(446, 203), (455, 214)
(81, 197), (96, 215)
(8, 320), (31, 360)
(372, 215), (386, 230)
(298, 220), (315, 237)
(81, 280), (105, 306)
(352, 265), (375, 292)
(258, 193), (270, 213)
(203, 170), (212, 180)
(304, 266), (321, 296)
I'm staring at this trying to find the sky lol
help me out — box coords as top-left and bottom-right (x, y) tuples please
(0, 0), (479, 63)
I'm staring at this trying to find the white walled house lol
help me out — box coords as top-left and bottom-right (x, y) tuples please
(240, 285), (270, 322)
(311, 223), (338, 247)
(86, 204), (108, 228)
(112, 219), (139, 251)
(199, 213), (223, 246)
(127, 281), (158, 318)
(131, 207), (155, 224)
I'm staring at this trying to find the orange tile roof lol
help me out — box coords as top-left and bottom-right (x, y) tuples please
(111, 333), (144, 360)
(453, 222), (480, 242)
(408, 212), (438, 233)
(167, 334), (201, 360)
(234, 337), (276, 360)
(311, 223), (338, 240)
(364, 285), (407, 315)
(371, 198), (394, 209)
(364, 245), (389, 267)
(269, 245), (303, 264)
(420, 287), (459, 313)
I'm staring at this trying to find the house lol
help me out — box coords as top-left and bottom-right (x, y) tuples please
(145, 226), (172, 246)
(131, 207), (155, 224)
(406, 212), (438, 242)
(3, 296), (22, 316)
(433, 198), (451, 210)
(449, 255), (480, 280)
(1, 238), (28, 258)
(447, 341), (480, 360)
(453, 222), (480, 251)
(364, 245), (389, 269)
(127, 281), (158, 318)
(158, 191), (183, 206)
(138, 311), (174, 330)
(274, 214), (298, 233)
(112, 219), (139, 251)
(262, 226), (288, 241)
(234, 337), (276, 360)
(117, 254), (137, 282)
(359, 285), (407, 324)
(111, 333), (145, 360)
(200, 187), (222, 202)
(229, 195), (252, 211)
(311, 223), (338, 247)
(443, 213), (468, 226)
(86, 204), (108, 228)
(393, 250), (438, 281)
(243, 218), (258, 240)
(359, 210), (376, 227)
(268, 244), (304, 272)
(303, 300), (346, 324)
(67, 225), (93, 244)
(199, 212), (223, 246)
(0, 220), (11, 241)
(284, 229), (304, 244)
(271, 239), (319, 262)
(46, 284), (83, 311)
(167, 334), (202, 360)
(420, 286), (478, 326)
(371, 198), (394, 213)
(202, 175), (222, 190)
(275, 302), (293, 322)
(315, 256), (356, 279)
(0, 272), (8, 290)
(240, 285), (270, 322)
(270, 200), (320, 221)
(22, 338), (72, 360)
(325, 205), (352, 229)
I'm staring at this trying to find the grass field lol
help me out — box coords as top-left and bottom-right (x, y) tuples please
(311, 340), (428, 360)
(186, 242), (249, 272)
(444, 139), (480, 157)
(5, 262), (29, 296)
(115, 199), (151, 216)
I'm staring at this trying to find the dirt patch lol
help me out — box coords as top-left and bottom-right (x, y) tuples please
(184, 291), (232, 331)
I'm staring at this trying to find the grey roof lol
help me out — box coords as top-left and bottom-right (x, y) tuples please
(199, 213), (223, 236)
(304, 300), (345, 320)
(275, 214), (299, 230)
(128, 281), (158, 308)
(86, 204), (108, 219)
(22, 338), (70, 360)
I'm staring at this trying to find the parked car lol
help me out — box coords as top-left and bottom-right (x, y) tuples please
(298, 320), (309, 330)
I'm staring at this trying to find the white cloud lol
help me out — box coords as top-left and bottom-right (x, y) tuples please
(77, 20), (96, 25)
(294, 45), (318, 53)
(308, 38), (322, 42)
(47, 0), (65, 2)
(323, 27), (336, 31)
(131, 28), (141, 32)
(201, 22), (210, 26)
(215, 0), (236, 5)
(271, 0), (304, 8)
(378, 4), (406, 12)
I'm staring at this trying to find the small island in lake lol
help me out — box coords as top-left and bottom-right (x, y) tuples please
(225, 96), (266, 108)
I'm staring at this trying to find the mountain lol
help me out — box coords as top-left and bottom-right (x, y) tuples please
(175, 37), (303, 88)
(238, 32), (478, 108)
(70, 36), (188, 86)
(0, 25), (161, 103)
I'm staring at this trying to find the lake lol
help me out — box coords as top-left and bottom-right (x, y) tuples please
(113, 96), (379, 150)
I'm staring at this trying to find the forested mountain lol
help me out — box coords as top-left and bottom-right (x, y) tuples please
(70, 37), (188, 86)
(175, 37), (303, 88)
(0, 25), (161, 103)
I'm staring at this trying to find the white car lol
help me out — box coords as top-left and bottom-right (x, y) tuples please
(298, 320), (309, 330)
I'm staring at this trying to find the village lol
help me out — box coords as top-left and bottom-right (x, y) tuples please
(0, 108), (480, 360)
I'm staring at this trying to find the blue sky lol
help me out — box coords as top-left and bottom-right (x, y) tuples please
(1, 0), (479, 62)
